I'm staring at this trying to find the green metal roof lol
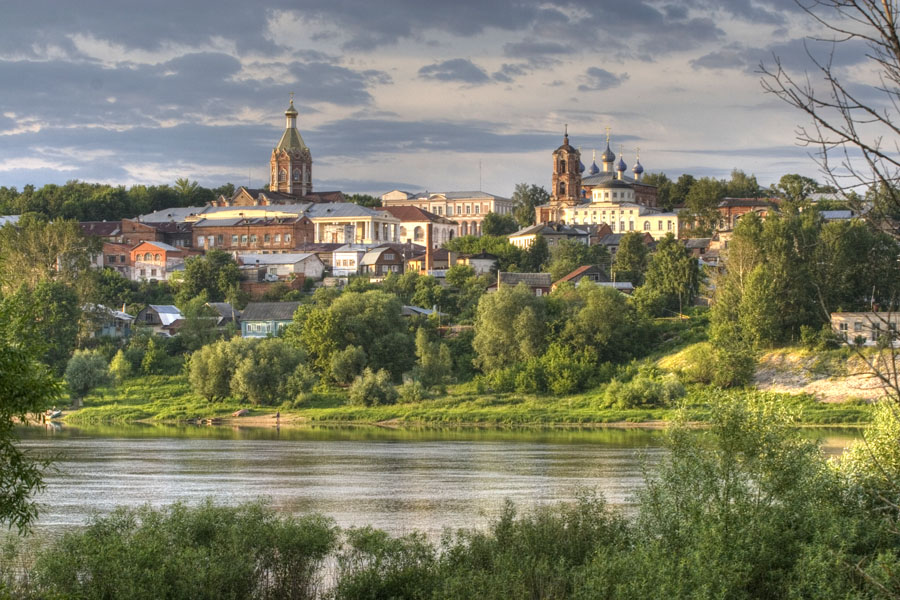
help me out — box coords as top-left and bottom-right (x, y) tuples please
(275, 127), (308, 152)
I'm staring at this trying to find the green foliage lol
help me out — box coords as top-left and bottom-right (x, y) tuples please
(64, 350), (111, 403)
(681, 176), (726, 235)
(108, 349), (132, 382)
(187, 338), (253, 402)
(414, 327), (453, 389)
(481, 211), (519, 236)
(545, 239), (610, 282)
(177, 293), (222, 352)
(287, 290), (414, 380)
(0, 340), (60, 533)
(444, 235), (524, 272)
(330, 345), (367, 385)
(348, 368), (398, 406)
(510, 183), (550, 227)
(231, 338), (305, 406)
(772, 173), (819, 203)
(346, 193), (381, 208)
(33, 500), (337, 600)
(611, 232), (649, 286)
(599, 371), (685, 409)
(140, 337), (167, 375)
(397, 379), (428, 403)
(473, 283), (546, 372)
(175, 249), (241, 306)
(639, 233), (699, 316)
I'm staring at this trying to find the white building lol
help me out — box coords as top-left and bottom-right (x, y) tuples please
(236, 253), (325, 279)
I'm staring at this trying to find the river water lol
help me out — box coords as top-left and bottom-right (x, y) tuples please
(17, 424), (861, 537)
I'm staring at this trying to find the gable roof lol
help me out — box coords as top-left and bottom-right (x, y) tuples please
(240, 302), (302, 322)
(136, 241), (180, 252)
(236, 253), (318, 266)
(80, 221), (122, 237)
(509, 222), (589, 238)
(376, 205), (457, 224)
(495, 272), (552, 287)
(554, 265), (610, 286)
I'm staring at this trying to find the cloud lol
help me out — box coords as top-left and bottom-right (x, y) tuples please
(418, 58), (490, 84)
(577, 67), (629, 92)
(503, 40), (574, 59)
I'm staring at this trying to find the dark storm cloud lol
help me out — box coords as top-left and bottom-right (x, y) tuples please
(418, 59), (491, 84)
(578, 68), (629, 92)
(0, 52), (384, 132)
(503, 41), (574, 59)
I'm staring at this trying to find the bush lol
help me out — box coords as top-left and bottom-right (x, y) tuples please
(64, 350), (111, 405)
(231, 338), (305, 406)
(33, 500), (337, 600)
(599, 372), (685, 409)
(108, 349), (132, 382)
(331, 345), (367, 384)
(348, 368), (397, 406)
(397, 380), (428, 403)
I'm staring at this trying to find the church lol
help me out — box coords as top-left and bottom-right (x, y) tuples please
(212, 97), (344, 207)
(535, 130), (680, 240)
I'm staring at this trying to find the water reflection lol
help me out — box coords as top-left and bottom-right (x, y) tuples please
(16, 424), (862, 538)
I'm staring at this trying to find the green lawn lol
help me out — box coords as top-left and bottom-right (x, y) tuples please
(68, 374), (872, 427)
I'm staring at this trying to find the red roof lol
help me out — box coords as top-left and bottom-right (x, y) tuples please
(376, 205), (457, 224)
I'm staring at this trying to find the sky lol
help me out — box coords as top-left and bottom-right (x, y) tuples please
(0, 0), (877, 198)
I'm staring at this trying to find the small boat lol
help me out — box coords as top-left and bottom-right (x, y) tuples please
(46, 410), (62, 420)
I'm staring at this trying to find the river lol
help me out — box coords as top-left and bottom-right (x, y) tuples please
(17, 424), (861, 538)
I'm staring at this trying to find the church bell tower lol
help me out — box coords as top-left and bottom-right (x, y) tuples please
(270, 95), (312, 196)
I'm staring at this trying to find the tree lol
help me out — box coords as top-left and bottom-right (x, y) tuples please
(725, 169), (761, 198)
(772, 173), (819, 204)
(331, 345), (367, 384)
(348, 368), (397, 406)
(188, 338), (253, 402)
(611, 232), (649, 286)
(108, 349), (132, 383)
(414, 327), (453, 389)
(64, 350), (111, 406)
(346, 194), (381, 208)
(682, 177), (725, 235)
(641, 172), (674, 211)
(473, 283), (546, 372)
(545, 239), (610, 282)
(231, 338), (304, 405)
(176, 250), (241, 306)
(178, 293), (222, 352)
(481, 212), (519, 236)
(760, 2), (900, 236)
(141, 337), (167, 375)
(0, 339), (59, 532)
(639, 233), (700, 316)
(1, 281), (81, 374)
(511, 184), (550, 227)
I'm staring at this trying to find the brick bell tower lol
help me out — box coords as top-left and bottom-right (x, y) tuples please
(546, 125), (582, 221)
(270, 94), (312, 196)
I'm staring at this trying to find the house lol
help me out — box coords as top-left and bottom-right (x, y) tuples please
(831, 312), (900, 346)
(236, 253), (325, 280)
(129, 241), (193, 282)
(401, 305), (449, 318)
(552, 265), (610, 290)
(406, 248), (459, 273)
(80, 221), (123, 243)
(457, 251), (498, 275)
(508, 222), (591, 249)
(376, 205), (458, 247)
(192, 215), (315, 252)
(360, 246), (405, 276)
(594, 232), (656, 257)
(206, 302), (241, 327)
(332, 243), (374, 276)
(715, 198), (778, 231)
(487, 272), (553, 296)
(240, 302), (302, 338)
(83, 304), (135, 338)
(684, 238), (713, 258)
(381, 190), (514, 237)
(135, 305), (183, 336)
(291, 242), (345, 267)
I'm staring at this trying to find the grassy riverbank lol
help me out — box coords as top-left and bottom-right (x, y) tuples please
(65, 373), (873, 427)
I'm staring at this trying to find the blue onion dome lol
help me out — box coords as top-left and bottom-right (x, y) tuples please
(616, 155), (627, 172)
(589, 150), (600, 175)
(579, 159), (586, 173)
(600, 144), (615, 163)
(632, 158), (644, 175)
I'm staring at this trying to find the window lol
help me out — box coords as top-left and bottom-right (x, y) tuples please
(629, 221), (634, 231)
(140, 269), (146, 277)
(435, 206), (442, 215)
(466, 205), (471, 214)
(119, 254), (126, 263)
(106, 255), (115, 263)
(855, 321), (863, 332)
(620, 221), (625, 231)
(667, 221), (673, 231)
(610, 221), (616, 232)
(279, 169), (286, 182)
(613, 192), (618, 199)
(285, 234), (291, 243)
(447, 206), (453, 216)
(293, 169), (300, 181)
(250, 234), (258, 243)
(658, 221), (663, 231)
(241, 235), (248, 245)
(207, 236), (214, 247)
(264, 234), (270, 243)
(150, 269), (157, 277)
(217, 235), (223, 245)
(559, 159), (566, 173)
(559, 182), (566, 195)
(384, 253), (395, 260)
(197, 237), (204, 246)
(232, 234), (238, 245)
(474, 204), (480, 214)
(155, 254), (161, 262)
(643, 221), (651, 231)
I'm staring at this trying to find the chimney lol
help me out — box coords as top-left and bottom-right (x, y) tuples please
(425, 222), (433, 273)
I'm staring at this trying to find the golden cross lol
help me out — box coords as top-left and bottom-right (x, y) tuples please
(289, 91), (295, 103)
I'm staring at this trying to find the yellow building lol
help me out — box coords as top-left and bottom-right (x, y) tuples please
(558, 182), (679, 240)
